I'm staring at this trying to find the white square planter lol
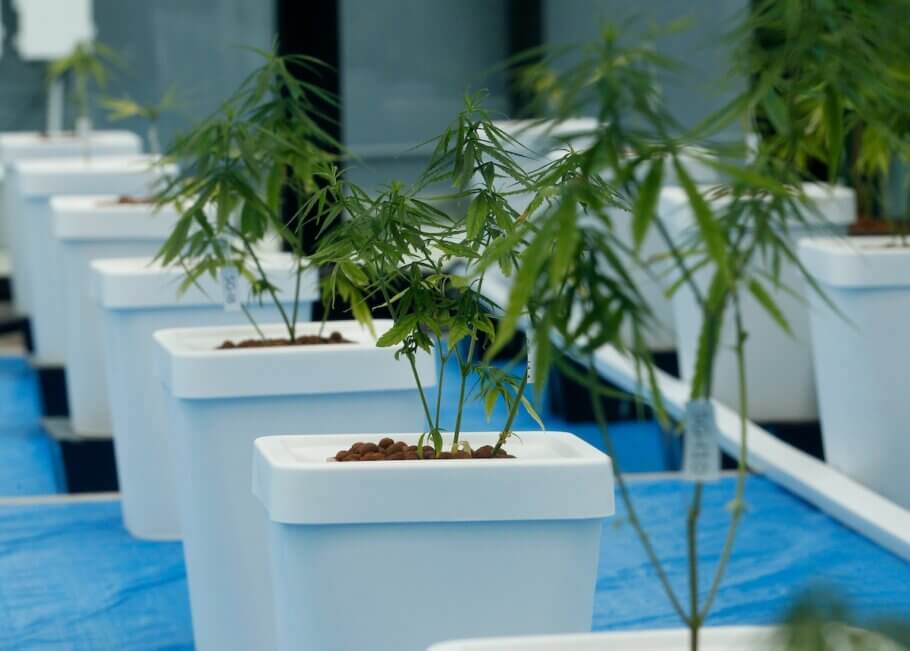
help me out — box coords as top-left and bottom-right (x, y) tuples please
(9, 156), (173, 364)
(253, 431), (614, 651)
(663, 183), (856, 422)
(427, 625), (898, 651)
(155, 321), (436, 651)
(800, 236), (910, 509)
(428, 626), (777, 650)
(0, 130), (142, 314)
(53, 196), (180, 436)
(94, 254), (317, 540)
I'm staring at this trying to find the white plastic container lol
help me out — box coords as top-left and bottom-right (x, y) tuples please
(53, 196), (180, 436)
(93, 254), (317, 540)
(253, 430), (614, 651)
(664, 183), (856, 422)
(9, 156), (172, 364)
(428, 625), (900, 651)
(429, 626), (775, 650)
(155, 321), (436, 651)
(0, 131), (142, 313)
(800, 236), (910, 508)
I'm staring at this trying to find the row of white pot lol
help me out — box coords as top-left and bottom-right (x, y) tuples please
(0, 131), (143, 317)
(799, 236), (910, 511)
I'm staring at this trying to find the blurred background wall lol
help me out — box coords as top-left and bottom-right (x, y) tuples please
(0, 0), (273, 150)
(0, 0), (746, 178)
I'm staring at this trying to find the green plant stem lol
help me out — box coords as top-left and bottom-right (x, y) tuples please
(451, 334), (476, 449)
(378, 282), (435, 429)
(231, 226), (295, 340)
(433, 337), (448, 432)
(687, 484), (704, 651)
(290, 262), (303, 337)
(452, 271), (486, 448)
(240, 304), (266, 340)
(698, 293), (749, 620)
(586, 363), (688, 622)
(492, 364), (529, 455)
(653, 217), (706, 310)
(148, 123), (161, 156)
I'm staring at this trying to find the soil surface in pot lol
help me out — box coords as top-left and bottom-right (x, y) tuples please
(110, 195), (154, 205)
(217, 331), (351, 350)
(334, 437), (515, 461)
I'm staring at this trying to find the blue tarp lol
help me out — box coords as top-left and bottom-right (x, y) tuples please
(1, 477), (909, 649)
(0, 356), (63, 496)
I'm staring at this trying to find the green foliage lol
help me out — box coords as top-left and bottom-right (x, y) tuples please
(47, 41), (122, 124)
(734, 0), (910, 220)
(779, 591), (910, 650)
(488, 14), (863, 649)
(154, 47), (339, 340)
(310, 92), (547, 454)
(101, 86), (179, 154)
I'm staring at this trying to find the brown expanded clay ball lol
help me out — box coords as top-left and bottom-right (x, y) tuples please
(334, 439), (515, 462)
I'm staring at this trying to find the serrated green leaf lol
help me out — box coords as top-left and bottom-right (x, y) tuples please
(632, 158), (664, 251)
(748, 278), (791, 335)
(466, 193), (488, 240)
(674, 159), (728, 280)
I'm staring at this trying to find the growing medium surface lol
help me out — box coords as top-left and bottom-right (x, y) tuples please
(334, 438), (514, 461)
(217, 331), (351, 350)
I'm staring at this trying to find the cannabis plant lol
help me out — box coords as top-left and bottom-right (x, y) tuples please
(46, 41), (121, 134)
(102, 86), (179, 155)
(308, 93), (547, 456)
(731, 0), (910, 231)
(488, 22), (832, 651)
(154, 48), (338, 340)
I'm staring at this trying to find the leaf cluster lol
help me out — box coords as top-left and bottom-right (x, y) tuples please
(153, 47), (340, 339)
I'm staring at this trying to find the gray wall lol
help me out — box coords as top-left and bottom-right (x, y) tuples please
(340, 0), (510, 190)
(0, 0), (274, 150)
(543, 0), (749, 139)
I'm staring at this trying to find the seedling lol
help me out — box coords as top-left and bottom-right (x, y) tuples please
(155, 47), (338, 340)
(101, 86), (178, 155)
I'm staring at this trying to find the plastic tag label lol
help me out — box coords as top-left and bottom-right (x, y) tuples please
(683, 399), (720, 481)
(221, 265), (241, 312)
(525, 328), (535, 385)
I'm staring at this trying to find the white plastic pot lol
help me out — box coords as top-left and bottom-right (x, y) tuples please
(429, 626), (774, 650)
(155, 321), (436, 651)
(93, 254), (316, 540)
(800, 236), (910, 508)
(9, 156), (173, 364)
(427, 625), (900, 651)
(53, 196), (180, 436)
(664, 183), (856, 422)
(0, 130), (142, 313)
(253, 431), (614, 651)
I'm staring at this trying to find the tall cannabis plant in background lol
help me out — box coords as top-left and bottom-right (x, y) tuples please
(46, 40), (122, 153)
(490, 21), (837, 651)
(154, 47), (338, 340)
(309, 93), (547, 456)
(102, 86), (179, 155)
(731, 0), (910, 230)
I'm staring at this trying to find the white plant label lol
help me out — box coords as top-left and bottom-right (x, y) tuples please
(221, 265), (241, 312)
(683, 398), (720, 482)
(525, 328), (535, 385)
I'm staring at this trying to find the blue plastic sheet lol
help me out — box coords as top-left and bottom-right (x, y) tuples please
(0, 500), (191, 650)
(1, 478), (909, 649)
(595, 477), (910, 631)
(0, 356), (64, 496)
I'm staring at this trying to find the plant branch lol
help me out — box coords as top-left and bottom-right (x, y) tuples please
(586, 362), (689, 623)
